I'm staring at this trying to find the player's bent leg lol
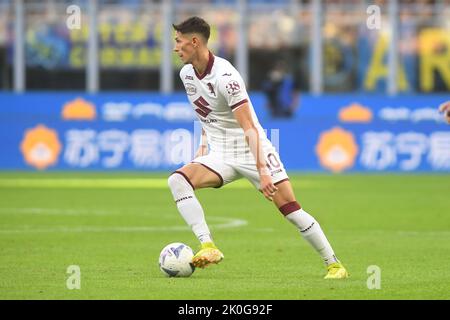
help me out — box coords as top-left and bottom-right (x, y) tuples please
(167, 169), (214, 244)
(167, 163), (224, 268)
(175, 162), (223, 189)
(272, 180), (348, 279)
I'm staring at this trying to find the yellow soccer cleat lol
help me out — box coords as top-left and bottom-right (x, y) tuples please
(192, 242), (224, 269)
(324, 263), (349, 279)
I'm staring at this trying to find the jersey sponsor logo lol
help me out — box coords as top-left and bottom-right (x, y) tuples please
(193, 96), (212, 118)
(185, 75), (194, 80)
(226, 80), (241, 96)
(207, 83), (216, 96)
(184, 83), (197, 96)
(200, 118), (217, 124)
(222, 73), (232, 76)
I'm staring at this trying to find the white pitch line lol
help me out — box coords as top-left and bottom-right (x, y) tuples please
(0, 214), (248, 234)
(0, 207), (114, 216)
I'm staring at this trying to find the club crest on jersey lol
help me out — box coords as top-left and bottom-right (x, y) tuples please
(207, 83), (216, 96)
(184, 83), (197, 96)
(226, 80), (241, 96)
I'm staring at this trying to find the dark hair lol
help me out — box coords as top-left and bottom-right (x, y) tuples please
(172, 16), (210, 42)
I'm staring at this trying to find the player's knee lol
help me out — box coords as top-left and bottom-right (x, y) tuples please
(167, 172), (183, 192)
(168, 171), (195, 195)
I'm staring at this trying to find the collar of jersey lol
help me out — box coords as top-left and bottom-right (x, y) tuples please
(194, 51), (215, 80)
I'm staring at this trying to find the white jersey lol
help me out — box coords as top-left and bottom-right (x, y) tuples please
(180, 52), (271, 158)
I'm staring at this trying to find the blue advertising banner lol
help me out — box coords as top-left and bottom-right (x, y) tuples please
(0, 93), (449, 172)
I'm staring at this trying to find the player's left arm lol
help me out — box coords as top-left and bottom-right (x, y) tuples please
(194, 128), (208, 158)
(233, 104), (278, 201)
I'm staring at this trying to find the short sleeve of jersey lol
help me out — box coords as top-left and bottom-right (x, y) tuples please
(179, 65), (189, 80)
(217, 70), (249, 112)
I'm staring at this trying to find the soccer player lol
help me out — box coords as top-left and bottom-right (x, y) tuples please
(168, 16), (348, 279)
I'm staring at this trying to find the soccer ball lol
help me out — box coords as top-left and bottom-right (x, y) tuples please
(158, 242), (195, 277)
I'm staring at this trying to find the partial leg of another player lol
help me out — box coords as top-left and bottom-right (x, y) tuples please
(167, 163), (224, 268)
(272, 180), (349, 279)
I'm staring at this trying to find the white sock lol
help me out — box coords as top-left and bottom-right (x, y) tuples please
(168, 172), (212, 244)
(286, 208), (339, 266)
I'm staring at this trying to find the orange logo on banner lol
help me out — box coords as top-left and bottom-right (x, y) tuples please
(338, 103), (373, 123)
(315, 127), (358, 173)
(61, 98), (96, 120)
(20, 125), (62, 170)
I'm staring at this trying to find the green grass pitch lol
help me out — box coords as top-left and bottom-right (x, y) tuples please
(0, 172), (449, 300)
